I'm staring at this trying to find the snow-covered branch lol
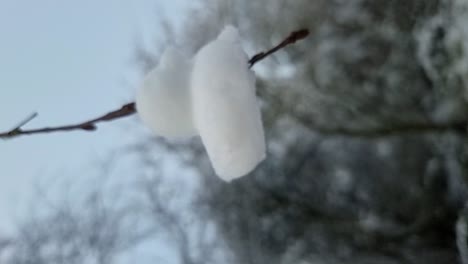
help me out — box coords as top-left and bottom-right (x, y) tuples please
(0, 28), (310, 140)
(2, 26), (463, 141)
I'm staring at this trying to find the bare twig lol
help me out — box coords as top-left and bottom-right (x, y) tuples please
(0, 103), (136, 139)
(0, 29), (310, 140)
(248, 29), (310, 67)
(8, 112), (38, 133)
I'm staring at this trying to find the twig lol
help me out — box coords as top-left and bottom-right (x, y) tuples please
(0, 29), (310, 140)
(0, 103), (136, 139)
(248, 29), (310, 67)
(10, 112), (38, 132)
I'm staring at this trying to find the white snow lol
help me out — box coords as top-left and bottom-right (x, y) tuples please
(191, 25), (266, 181)
(135, 26), (267, 181)
(135, 47), (197, 138)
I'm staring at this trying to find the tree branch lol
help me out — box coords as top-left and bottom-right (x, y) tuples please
(0, 29), (310, 140)
(248, 29), (310, 67)
(2, 28), (465, 140)
(0, 103), (136, 139)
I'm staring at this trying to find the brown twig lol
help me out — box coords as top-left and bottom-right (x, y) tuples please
(248, 29), (310, 67)
(0, 29), (310, 140)
(0, 103), (136, 139)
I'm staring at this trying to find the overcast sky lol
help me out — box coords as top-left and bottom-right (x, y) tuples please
(0, 0), (190, 234)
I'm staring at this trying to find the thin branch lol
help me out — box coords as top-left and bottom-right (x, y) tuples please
(248, 29), (310, 67)
(8, 112), (38, 134)
(0, 103), (136, 139)
(0, 29), (310, 140)
(2, 28), (464, 140)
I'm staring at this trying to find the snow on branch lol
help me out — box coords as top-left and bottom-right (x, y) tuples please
(0, 29), (310, 140)
(1, 28), (464, 140)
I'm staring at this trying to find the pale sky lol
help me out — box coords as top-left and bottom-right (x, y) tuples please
(0, 0), (190, 234)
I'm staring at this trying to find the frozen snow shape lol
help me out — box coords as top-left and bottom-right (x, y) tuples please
(136, 47), (197, 138)
(191, 25), (266, 181)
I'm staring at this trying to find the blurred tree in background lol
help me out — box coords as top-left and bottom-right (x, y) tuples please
(3, 0), (468, 263)
(155, 0), (468, 263)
